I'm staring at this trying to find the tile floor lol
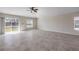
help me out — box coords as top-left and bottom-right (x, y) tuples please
(0, 30), (79, 51)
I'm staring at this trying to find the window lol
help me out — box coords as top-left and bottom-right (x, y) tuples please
(74, 17), (79, 30)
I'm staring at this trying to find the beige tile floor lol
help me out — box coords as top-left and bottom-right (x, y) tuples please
(0, 30), (79, 51)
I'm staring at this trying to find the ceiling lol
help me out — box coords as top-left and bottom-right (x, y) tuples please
(0, 7), (34, 17)
(0, 7), (79, 17)
(38, 7), (79, 16)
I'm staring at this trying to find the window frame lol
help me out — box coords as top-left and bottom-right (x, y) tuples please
(74, 16), (79, 31)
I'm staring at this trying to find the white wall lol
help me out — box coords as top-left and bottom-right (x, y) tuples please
(38, 12), (79, 35)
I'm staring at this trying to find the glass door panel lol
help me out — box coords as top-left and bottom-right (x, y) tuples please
(5, 18), (19, 33)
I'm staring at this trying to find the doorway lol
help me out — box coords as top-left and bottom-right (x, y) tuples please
(26, 19), (33, 29)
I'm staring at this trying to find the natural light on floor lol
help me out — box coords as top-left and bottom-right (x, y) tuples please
(5, 31), (20, 34)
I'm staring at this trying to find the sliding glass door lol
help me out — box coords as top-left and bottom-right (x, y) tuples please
(5, 18), (20, 33)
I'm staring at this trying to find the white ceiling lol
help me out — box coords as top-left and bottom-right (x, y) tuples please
(38, 7), (79, 16)
(0, 7), (34, 17)
(0, 7), (79, 17)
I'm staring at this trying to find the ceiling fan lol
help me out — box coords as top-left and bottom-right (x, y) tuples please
(28, 7), (38, 13)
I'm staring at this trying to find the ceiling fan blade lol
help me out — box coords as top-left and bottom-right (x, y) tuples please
(34, 10), (37, 13)
(35, 9), (38, 10)
(30, 7), (35, 10)
(27, 7), (38, 13)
